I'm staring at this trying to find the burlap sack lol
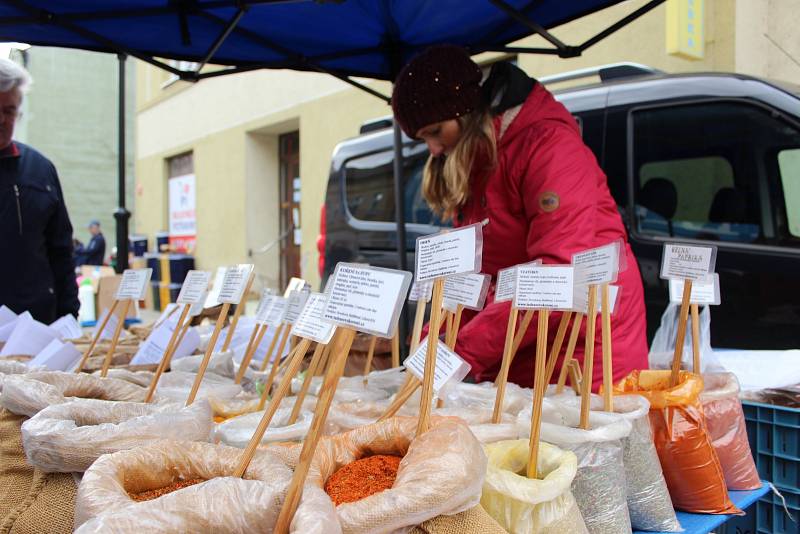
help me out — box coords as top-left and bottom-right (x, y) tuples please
(0, 408), (76, 534)
(411, 505), (508, 534)
(21, 399), (214, 472)
(74, 440), (294, 533)
(0, 371), (147, 417)
(296, 416), (486, 534)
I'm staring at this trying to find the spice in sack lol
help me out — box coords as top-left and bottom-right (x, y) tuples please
(325, 454), (402, 505)
(128, 478), (207, 502)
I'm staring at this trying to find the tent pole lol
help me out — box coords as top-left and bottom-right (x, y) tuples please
(391, 120), (409, 360)
(114, 53), (131, 273)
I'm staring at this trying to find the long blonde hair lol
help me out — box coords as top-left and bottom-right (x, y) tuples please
(422, 108), (497, 221)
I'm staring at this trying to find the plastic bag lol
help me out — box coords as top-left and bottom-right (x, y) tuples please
(0, 371), (147, 417)
(649, 303), (723, 373)
(94, 368), (154, 388)
(74, 439), (296, 533)
(214, 407), (313, 447)
(614, 370), (740, 514)
(21, 399), (214, 472)
(700, 372), (761, 490)
(518, 400), (633, 534)
(155, 370), (242, 402)
(296, 416), (487, 533)
(170, 350), (236, 379)
(481, 439), (588, 533)
(292, 372), (393, 404)
(442, 381), (532, 415)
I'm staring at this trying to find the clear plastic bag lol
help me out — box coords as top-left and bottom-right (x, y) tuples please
(155, 370), (242, 402)
(292, 371), (397, 403)
(649, 304), (723, 373)
(481, 439), (588, 533)
(0, 371), (147, 417)
(297, 416), (487, 533)
(214, 407), (313, 447)
(74, 439), (296, 533)
(170, 350), (236, 379)
(93, 368), (154, 388)
(700, 372), (762, 490)
(21, 399), (214, 472)
(442, 381), (532, 415)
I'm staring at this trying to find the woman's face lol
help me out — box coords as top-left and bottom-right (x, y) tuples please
(416, 119), (461, 157)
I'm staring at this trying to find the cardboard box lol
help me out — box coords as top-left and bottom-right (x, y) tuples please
(79, 266), (137, 320)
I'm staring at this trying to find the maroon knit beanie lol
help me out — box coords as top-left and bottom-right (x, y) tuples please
(392, 45), (484, 139)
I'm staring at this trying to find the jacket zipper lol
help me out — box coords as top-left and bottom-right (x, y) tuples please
(13, 184), (22, 235)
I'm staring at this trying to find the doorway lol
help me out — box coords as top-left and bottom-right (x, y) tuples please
(279, 131), (301, 289)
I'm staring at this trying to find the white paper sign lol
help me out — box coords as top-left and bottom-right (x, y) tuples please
(204, 267), (227, 308)
(0, 305), (17, 326)
(514, 265), (574, 310)
(94, 309), (127, 341)
(494, 260), (542, 303)
(404, 337), (471, 393)
(291, 293), (337, 344)
(49, 314), (83, 340)
(28, 339), (81, 371)
(153, 303), (180, 329)
(323, 263), (412, 338)
(408, 279), (433, 302)
(660, 243), (717, 281)
(669, 274), (721, 305)
(443, 273), (491, 311)
(177, 270), (211, 304)
(572, 241), (621, 285)
(115, 268), (153, 301)
(218, 264), (254, 304)
(0, 311), (27, 342)
(254, 290), (275, 324)
(415, 224), (482, 282)
(573, 285), (620, 314)
(284, 290), (310, 325)
(265, 297), (288, 327)
(189, 294), (207, 317)
(0, 314), (60, 357)
(130, 319), (200, 365)
(283, 277), (307, 298)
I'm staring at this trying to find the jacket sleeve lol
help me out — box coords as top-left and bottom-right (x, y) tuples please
(45, 165), (80, 318)
(454, 124), (601, 378)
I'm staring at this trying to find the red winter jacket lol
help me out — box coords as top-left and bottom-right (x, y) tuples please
(450, 80), (649, 391)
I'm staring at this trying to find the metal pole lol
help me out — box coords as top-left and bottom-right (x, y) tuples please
(391, 120), (409, 359)
(114, 53), (131, 272)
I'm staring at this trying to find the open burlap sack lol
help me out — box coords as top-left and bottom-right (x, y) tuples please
(21, 399), (214, 472)
(74, 439), (295, 533)
(410, 505), (508, 534)
(0, 371), (147, 417)
(294, 416), (486, 534)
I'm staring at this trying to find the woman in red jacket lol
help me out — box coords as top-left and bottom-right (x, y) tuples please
(392, 45), (648, 390)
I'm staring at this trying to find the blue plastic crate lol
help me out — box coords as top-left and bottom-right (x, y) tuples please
(716, 486), (798, 534)
(743, 401), (800, 494)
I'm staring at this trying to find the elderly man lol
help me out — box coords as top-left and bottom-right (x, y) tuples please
(0, 58), (79, 323)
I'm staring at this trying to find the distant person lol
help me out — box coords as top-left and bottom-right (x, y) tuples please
(0, 58), (79, 323)
(74, 219), (106, 266)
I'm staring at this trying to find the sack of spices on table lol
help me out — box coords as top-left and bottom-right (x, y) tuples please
(92, 368), (154, 388)
(481, 439), (588, 533)
(700, 372), (762, 490)
(293, 416), (487, 533)
(518, 400), (633, 534)
(21, 399), (214, 472)
(74, 439), (293, 533)
(154, 370), (242, 402)
(442, 381), (532, 415)
(0, 371), (147, 417)
(214, 407), (313, 447)
(614, 370), (740, 514)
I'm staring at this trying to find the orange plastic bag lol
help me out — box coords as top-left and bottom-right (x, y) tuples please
(701, 373), (762, 490)
(614, 370), (740, 514)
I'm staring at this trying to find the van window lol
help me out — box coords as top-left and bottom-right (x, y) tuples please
(344, 150), (443, 226)
(632, 101), (800, 245)
(778, 149), (800, 238)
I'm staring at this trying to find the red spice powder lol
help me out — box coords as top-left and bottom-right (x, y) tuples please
(324, 455), (402, 506)
(128, 478), (207, 502)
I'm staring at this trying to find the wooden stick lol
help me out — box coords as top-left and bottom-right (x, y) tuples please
(492, 306), (519, 423)
(410, 300), (427, 355)
(100, 300), (132, 377)
(568, 359), (582, 393)
(273, 328), (357, 534)
(417, 278), (445, 436)
(444, 310), (453, 346)
(601, 284), (614, 411)
(174, 320), (191, 351)
(447, 304), (464, 350)
(579, 285), (598, 430)
(314, 341), (332, 376)
(363, 336), (378, 385)
(391, 331), (400, 368)
(263, 325), (293, 396)
(144, 303), (190, 402)
(690, 303), (701, 374)
(379, 376), (421, 421)
(288, 341), (328, 425)
(185, 302), (232, 406)
(527, 309), (549, 479)
(75, 300), (119, 373)
(235, 324), (268, 384)
(556, 313), (584, 393)
(221, 273), (254, 352)
(234, 337), (312, 477)
(544, 311), (573, 386)
(153, 303), (179, 329)
(258, 335), (300, 411)
(670, 279), (693, 386)
(259, 323), (285, 372)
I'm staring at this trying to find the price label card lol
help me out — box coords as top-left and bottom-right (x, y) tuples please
(291, 293), (337, 344)
(283, 277), (307, 298)
(669, 273), (721, 305)
(660, 243), (717, 281)
(177, 270), (211, 304)
(189, 294), (207, 317)
(204, 267), (227, 308)
(323, 263), (412, 338)
(415, 223), (482, 282)
(408, 279), (433, 302)
(115, 268), (153, 301)
(284, 290), (311, 325)
(514, 265), (574, 310)
(254, 290), (275, 324)
(404, 337), (471, 393)
(264, 297), (288, 327)
(129, 318), (200, 365)
(218, 264), (254, 304)
(495, 260), (542, 302)
(443, 273), (491, 311)
(572, 241), (623, 285)
(573, 284), (621, 315)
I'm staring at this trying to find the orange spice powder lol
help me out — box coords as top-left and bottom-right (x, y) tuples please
(324, 455), (402, 506)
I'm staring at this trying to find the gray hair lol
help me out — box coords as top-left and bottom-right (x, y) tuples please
(0, 58), (31, 93)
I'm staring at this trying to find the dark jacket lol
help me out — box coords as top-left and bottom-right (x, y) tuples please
(75, 232), (106, 266)
(0, 142), (79, 323)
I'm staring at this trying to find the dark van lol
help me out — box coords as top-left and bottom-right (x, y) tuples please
(320, 63), (800, 348)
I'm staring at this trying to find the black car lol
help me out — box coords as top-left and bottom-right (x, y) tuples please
(320, 63), (800, 348)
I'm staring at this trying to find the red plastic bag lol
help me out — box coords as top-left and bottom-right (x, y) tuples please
(614, 370), (740, 514)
